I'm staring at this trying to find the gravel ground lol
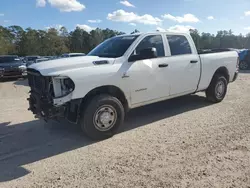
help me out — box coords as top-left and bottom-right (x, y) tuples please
(0, 72), (250, 188)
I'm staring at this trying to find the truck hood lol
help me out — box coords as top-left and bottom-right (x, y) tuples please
(29, 56), (115, 76)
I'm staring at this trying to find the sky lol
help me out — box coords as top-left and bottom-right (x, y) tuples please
(1, 0), (250, 35)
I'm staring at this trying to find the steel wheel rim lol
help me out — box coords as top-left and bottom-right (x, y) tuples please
(240, 61), (248, 70)
(93, 105), (117, 132)
(215, 80), (225, 99)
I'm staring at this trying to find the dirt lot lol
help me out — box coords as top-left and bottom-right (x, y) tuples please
(0, 72), (250, 188)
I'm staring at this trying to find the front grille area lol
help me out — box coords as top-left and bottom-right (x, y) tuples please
(27, 68), (45, 93)
(27, 68), (72, 121)
(27, 68), (54, 96)
(27, 68), (64, 120)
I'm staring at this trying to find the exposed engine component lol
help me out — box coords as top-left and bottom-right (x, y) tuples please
(27, 68), (75, 121)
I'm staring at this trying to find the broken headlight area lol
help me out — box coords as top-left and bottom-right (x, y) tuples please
(27, 68), (75, 121)
(52, 76), (75, 98)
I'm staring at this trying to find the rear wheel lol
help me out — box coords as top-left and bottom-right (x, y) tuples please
(206, 74), (228, 103)
(79, 94), (125, 140)
(239, 61), (248, 70)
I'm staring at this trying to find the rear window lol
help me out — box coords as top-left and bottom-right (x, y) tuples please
(167, 35), (192, 56)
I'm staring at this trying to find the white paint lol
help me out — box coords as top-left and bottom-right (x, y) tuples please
(30, 31), (238, 109)
(143, 60), (153, 68)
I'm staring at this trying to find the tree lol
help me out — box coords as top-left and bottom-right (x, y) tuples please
(1, 25), (250, 56)
(8, 25), (24, 54)
(190, 29), (200, 49)
(131, 29), (140, 34)
(0, 26), (16, 55)
(60, 27), (70, 51)
(69, 27), (91, 53)
(245, 33), (250, 49)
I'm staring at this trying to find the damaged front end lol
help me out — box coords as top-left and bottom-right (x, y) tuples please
(27, 68), (80, 123)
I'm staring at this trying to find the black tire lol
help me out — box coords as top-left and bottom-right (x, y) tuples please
(239, 61), (248, 70)
(205, 74), (228, 103)
(79, 94), (125, 140)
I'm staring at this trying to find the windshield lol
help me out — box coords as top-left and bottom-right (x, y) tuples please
(0, 56), (20, 63)
(88, 35), (139, 58)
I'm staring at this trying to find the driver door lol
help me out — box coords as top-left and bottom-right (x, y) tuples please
(121, 34), (171, 106)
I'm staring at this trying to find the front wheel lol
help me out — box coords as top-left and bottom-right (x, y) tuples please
(79, 94), (125, 140)
(206, 74), (228, 103)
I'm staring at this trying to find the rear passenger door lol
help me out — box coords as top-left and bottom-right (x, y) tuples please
(165, 35), (201, 95)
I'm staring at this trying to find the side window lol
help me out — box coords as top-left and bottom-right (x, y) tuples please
(167, 35), (192, 56)
(135, 35), (165, 57)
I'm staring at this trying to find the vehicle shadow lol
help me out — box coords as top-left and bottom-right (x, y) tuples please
(0, 120), (90, 182)
(0, 94), (212, 182)
(122, 94), (211, 132)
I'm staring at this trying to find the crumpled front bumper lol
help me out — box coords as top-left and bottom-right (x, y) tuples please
(28, 91), (65, 120)
(27, 68), (81, 123)
(28, 91), (81, 123)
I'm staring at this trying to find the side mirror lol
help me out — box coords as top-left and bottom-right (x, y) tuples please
(128, 47), (158, 62)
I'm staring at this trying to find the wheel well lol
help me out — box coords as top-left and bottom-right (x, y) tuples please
(213, 67), (229, 82)
(80, 85), (129, 114)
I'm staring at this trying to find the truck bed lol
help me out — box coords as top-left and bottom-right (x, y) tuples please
(197, 51), (238, 91)
(198, 48), (234, 54)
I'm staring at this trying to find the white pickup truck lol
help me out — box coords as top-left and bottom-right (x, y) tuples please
(27, 31), (239, 140)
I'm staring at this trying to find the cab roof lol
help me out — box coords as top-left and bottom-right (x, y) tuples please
(117, 31), (190, 38)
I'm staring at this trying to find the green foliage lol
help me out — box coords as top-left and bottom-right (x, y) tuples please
(0, 25), (125, 56)
(190, 29), (250, 50)
(0, 26), (16, 55)
(1, 25), (250, 56)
